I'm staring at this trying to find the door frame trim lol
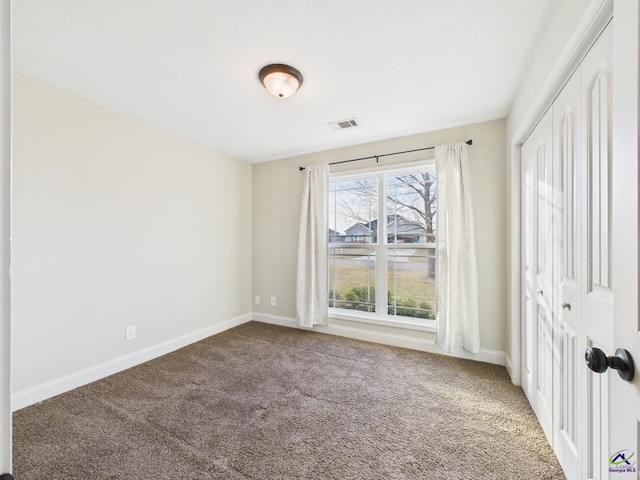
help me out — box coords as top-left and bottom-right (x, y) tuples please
(0, 1), (10, 475)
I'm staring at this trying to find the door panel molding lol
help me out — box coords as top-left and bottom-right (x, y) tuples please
(585, 65), (613, 293)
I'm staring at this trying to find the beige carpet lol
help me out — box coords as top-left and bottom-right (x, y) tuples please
(13, 322), (565, 479)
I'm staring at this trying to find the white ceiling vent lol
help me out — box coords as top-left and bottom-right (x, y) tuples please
(329, 118), (359, 130)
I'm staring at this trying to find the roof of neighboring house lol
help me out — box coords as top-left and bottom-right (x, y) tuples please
(344, 215), (424, 235)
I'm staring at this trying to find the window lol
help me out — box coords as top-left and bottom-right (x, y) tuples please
(328, 162), (436, 326)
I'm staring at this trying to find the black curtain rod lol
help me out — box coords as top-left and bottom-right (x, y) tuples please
(299, 139), (472, 172)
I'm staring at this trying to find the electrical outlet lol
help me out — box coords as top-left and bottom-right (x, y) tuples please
(270, 296), (277, 307)
(125, 325), (136, 341)
(255, 295), (260, 305)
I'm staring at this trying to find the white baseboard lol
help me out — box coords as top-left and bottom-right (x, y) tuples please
(253, 313), (506, 367)
(12, 313), (252, 411)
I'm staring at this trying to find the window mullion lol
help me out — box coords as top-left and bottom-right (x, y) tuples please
(376, 173), (387, 317)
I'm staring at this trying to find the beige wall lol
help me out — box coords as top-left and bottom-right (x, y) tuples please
(12, 74), (252, 395)
(253, 119), (508, 354)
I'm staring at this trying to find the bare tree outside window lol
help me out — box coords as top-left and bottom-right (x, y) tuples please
(329, 178), (378, 243)
(387, 173), (436, 277)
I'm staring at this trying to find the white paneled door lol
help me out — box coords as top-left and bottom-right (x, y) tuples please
(581, 22), (614, 480)
(607, 2), (639, 480)
(521, 108), (554, 446)
(552, 63), (582, 480)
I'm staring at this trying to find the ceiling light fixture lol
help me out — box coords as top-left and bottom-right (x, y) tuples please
(259, 64), (303, 98)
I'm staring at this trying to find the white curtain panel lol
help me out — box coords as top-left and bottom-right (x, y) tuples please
(435, 143), (480, 354)
(296, 164), (330, 327)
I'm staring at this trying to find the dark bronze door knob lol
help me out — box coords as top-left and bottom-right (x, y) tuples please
(585, 347), (635, 382)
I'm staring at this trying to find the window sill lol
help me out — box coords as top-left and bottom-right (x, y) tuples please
(328, 309), (437, 333)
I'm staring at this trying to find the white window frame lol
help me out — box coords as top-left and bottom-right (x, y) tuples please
(328, 160), (437, 333)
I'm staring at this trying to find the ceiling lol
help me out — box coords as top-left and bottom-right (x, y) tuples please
(12, 0), (556, 163)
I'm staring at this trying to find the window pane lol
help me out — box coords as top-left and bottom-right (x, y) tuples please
(329, 178), (378, 244)
(329, 246), (376, 313)
(387, 247), (436, 319)
(386, 172), (436, 244)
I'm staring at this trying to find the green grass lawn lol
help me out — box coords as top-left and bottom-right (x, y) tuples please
(329, 264), (436, 311)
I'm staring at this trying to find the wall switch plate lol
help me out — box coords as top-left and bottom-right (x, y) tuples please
(125, 325), (136, 341)
(270, 297), (277, 307)
(255, 295), (260, 305)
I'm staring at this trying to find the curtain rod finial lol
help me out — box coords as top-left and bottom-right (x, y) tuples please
(299, 166), (306, 172)
(466, 139), (473, 146)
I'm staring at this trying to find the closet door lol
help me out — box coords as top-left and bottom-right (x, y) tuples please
(521, 108), (554, 445)
(580, 23), (613, 480)
(520, 20), (616, 480)
(552, 68), (582, 480)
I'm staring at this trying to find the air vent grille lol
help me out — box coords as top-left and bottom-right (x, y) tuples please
(329, 118), (359, 130)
